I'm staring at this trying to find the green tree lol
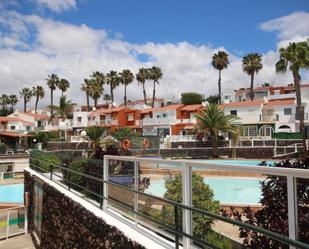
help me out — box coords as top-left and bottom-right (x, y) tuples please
(57, 78), (70, 96)
(195, 104), (238, 158)
(205, 95), (220, 104)
(32, 85), (45, 114)
(181, 92), (204, 105)
(106, 70), (120, 104)
(46, 73), (60, 117)
(242, 53), (263, 101)
(148, 66), (163, 108)
(103, 93), (111, 104)
(212, 51), (229, 104)
(81, 79), (92, 111)
(84, 126), (107, 156)
(8, 94), (18, 112)
(19, 88), (33, 112)
(136, 68), (149, 105)
(91, 71), (105, 104)
(120, 69), (134, 106)
(157, 173), (232, 249)
(112, 127), (134, 142)
(54, 96), (75, 120)
(0, 94), (9, 111)
(276, 41), (309, 155)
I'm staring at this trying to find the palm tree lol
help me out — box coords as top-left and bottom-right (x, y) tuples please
(103, 94), (111, 104)
(212, 51), (229, 104)
(0, 94), (9, 111)
(136, 68), (149, 105)
(54, 96), (75, 120)
(91, 71), (105, 86)
(120, 69), (134, 106)
(195, 103), (238, 158)
(8, 95), (18, 112)
(32, 86), (45, 114)
(148, 66), (163, 108)
(81, 79), (92, 111)
(276, 41), (309, 155)
(106, 70), (120, 104)
(46, 73), (60, 117)
(58, 78), (70, 96)
(84, 126), (107, 157)
(88, 79), (103, 107)
(19, 88), (33, 112)
(242, 53), (263, 101)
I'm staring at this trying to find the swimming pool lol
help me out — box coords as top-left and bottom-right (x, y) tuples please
(146, 177), (262, 205)
(0, 184), (24, 203)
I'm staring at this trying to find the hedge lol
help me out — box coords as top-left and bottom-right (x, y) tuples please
(272, 132), (302, 139)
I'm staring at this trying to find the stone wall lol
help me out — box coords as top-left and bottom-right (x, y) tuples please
(160, 147), (275, 159)
(24, 172), (145, 249)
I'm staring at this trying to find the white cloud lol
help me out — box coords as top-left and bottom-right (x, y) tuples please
(35, 0), (77, 12)
(0, 11), (306, 111)
(260, 12), (309, 49)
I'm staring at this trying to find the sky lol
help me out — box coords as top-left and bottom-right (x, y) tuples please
(0, 0), (309, 109)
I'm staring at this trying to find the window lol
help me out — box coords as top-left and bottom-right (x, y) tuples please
(162, 113), (167, 118)
(77, 117), (82, 122)
(243, 126), (257, 137)
(230, 110), (237, 116)
(284, 108), (292, 115)
(10, 125), (15, 130)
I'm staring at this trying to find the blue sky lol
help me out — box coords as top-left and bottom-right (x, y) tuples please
(8, 0), (308, 54)
(0, 0), (308, 107)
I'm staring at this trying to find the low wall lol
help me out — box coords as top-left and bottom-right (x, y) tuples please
(24, 171), (145, 249)
(160, 147), (275, 159)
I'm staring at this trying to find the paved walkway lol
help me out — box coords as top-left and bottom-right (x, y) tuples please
(0, 235), (35, 249)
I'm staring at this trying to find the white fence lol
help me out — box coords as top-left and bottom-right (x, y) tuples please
(104, 155), (309, 248)
(0, 207), (27, 239)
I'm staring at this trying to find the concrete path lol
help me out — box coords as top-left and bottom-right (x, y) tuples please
(0, 235), (35, 249)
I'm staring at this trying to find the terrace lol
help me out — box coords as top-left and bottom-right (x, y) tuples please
(25, 154), (309, 249)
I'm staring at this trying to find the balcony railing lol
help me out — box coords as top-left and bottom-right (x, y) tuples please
(29, 155), (309, 249)
(143, 117), (177, 125)
(259, 114), (279, 122)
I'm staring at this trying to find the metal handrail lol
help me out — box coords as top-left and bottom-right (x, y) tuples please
(29, 157), (309, 249)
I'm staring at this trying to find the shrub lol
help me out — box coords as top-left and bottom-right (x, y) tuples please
(30, 151), (60, 172)
(272, 132), (302, 139)
(0, 143), (5, 153)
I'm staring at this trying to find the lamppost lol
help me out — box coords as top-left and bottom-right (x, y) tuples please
(33, 138), (37, 150)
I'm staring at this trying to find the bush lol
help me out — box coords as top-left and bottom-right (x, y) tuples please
(0, 143), (5, 153)
(181, 92), (205, 105)
(240, 159), (309, 248)
(30, 151), (60, 172)
(272, 132), (302, 139)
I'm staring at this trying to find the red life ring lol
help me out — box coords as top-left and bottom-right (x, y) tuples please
(143, 138), (150, 148)
(122, 139), (131, 150)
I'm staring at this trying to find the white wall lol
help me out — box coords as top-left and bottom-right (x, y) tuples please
(224, 106), (261, 124)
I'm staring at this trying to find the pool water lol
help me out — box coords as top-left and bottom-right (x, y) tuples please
(146, 178), (262, 205)
(0, 184), (24, 203)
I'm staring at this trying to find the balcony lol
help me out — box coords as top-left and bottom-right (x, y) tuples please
(268, 93), (295, 101)
(143, 117), (176, 125)
(260, 114), (279, 122)
(100, 120), (118, 125)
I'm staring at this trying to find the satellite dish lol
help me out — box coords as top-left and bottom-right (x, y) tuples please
(112, 102), (117, 107)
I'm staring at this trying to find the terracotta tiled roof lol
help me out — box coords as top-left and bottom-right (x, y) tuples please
(223, 100), (264, 108)
(180, 104), (203, 112)
(0, 117), (33, 126)
(264, 99), (295, 107)
(24, 112), (49, 120)
(0, 132), (33, 137)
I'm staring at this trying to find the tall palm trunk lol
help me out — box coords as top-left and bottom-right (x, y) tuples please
(35, 97), (39, 114)
(86, 93), (90, 111)
(142, 83), (147, 105)
(212, 133), (218, 158)
(124, 84), (127, 106)
(61, 91), (64, 96)
(152, 80), (156, 108)
(50, 89), (54, 117)
(110, 84), (114, 104)
(11, 104), (14, 112)
(23, 98), (27, 112)
(293, 72), (307, 155)
(250, 73), (255, 101)
(218, 70), (222, 104)
(94, 97), (97, 108)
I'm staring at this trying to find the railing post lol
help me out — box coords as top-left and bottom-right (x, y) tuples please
(68, 171), (71, 190)
(287, 176), (298, 249)
(49, 164), (53, 180)
(182, 162), (192, 249)
(24, 208), (28, 235)
(251, 139), (254, 147)
(103, 156), (109, 211)
(133, 160), (139, 226)
(174, 206), (179, 249)
(6, 211), (10, 238)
